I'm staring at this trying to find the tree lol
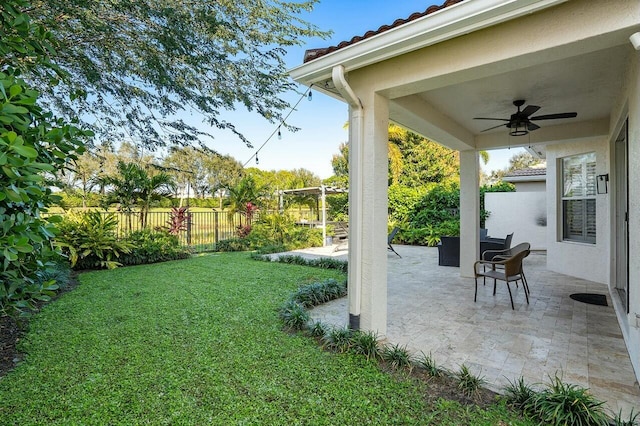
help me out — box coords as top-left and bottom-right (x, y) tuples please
(226, 176), (266, 227)
(101, 162), (175, 229)
(24, 0), (329, 149)
(1, 0), (89, 315)
(488, 151), (544, 183)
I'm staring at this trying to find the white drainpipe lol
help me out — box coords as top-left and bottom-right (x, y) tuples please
(332, 65), (363, 330)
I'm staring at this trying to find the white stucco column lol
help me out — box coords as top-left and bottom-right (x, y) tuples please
(459, 150), (480, 277)
(348, 92), (389, 335)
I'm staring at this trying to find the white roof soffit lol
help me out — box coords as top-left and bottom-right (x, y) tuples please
(289, 0), (569, 87)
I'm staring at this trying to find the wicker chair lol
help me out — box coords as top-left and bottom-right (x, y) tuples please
(481, 242), (531, 295)
(474, 248), (530, 309)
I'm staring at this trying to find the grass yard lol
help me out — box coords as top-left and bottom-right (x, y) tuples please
(0, 254), (533, 425)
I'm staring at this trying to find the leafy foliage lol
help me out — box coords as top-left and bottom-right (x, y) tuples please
(248, 213), (323, 250)
(1, 0), (88, 316)
(26, 0), (330, 148)
(381, 343), (413, 371)
(120, 229), (191, 266)
(255, 254), (348, 273)
(503, 377), (539, 411)
(322, 325), (353, 353)
(455, 364), (486, 398)
(350, 330), (381, 361)
(278, 299), (310, 331)
(55, 211), (133, 269)
(166, 207), (190, 235)
(214, 238), (252, 252)
(418, 351), (447, 378)
(523, 375), (608, 426)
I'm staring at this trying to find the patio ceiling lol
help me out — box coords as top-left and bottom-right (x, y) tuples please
(290, 0), (639, 154)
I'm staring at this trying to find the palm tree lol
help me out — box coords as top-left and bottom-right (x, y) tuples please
(104, 161), (175, 230)
(137, 170), (176, 228)
(227, 176), (265, 226)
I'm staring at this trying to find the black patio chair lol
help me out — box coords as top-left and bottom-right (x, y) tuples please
(388, 227), (401, 258)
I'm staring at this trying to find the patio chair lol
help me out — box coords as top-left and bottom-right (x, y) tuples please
(481, 242), (531, 295)
(480, 232), (513, 260)
(474, 248), (530, 310)
(388, 227), (401, 258)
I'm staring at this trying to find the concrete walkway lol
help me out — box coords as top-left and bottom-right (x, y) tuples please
(281, 244), (640, 416)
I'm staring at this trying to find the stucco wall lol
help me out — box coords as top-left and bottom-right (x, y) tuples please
(610, 44), (640, 384)
(485, 192), (547, 250)
(545, 139), (610, 285)
(511, 181), (546, 192)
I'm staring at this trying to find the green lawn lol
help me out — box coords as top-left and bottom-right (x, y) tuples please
(0, 254), (533, 425)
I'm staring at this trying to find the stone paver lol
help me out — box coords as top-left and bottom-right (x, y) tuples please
(297, 244), (640, 416)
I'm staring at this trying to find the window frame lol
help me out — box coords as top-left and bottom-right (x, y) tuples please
(560, 152), (596, 244)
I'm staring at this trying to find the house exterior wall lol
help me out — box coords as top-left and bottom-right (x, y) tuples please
(511, 181), (546, 192)
(545, 138), (610, 285)
(610, 46), (640, 381)
(485, 192), (547, 250)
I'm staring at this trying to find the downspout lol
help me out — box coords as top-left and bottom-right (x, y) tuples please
(332, 65), (363, 330)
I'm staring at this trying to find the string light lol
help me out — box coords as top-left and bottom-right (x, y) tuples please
(307, 90), (312, 101)
(243, 84), (313, 167)
(255, 152), (259, 165)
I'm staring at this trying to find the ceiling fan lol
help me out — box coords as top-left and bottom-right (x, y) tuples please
(474, 100), (577, 136)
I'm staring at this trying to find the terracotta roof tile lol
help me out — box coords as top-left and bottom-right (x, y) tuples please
(303, 0), (466, 63)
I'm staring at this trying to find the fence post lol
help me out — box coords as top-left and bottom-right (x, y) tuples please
(214, 211), (219, 244)
(186, 210), (192, 245)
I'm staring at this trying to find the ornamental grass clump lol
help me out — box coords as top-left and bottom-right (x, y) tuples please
(381, 343), (413, 372)
(349, 330), (380, 361)
(524, 375), (608, 426)
(322, 326), (353, 353)
(503, 376), (539, 411)
(278, 300), (309, 331)
(417, 351), (447, 378)
(455, 364), (486, 398)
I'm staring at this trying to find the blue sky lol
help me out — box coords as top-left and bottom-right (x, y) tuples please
(191, 1), (521, 179)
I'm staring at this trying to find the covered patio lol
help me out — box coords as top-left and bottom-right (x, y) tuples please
(299, 245), (640, 416)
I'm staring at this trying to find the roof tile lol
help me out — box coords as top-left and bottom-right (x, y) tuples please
(303, 0), (466, 63)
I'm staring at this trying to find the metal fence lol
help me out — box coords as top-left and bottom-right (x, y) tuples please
(58, 210), (244, 253)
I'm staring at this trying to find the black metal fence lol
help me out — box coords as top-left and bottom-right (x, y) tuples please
(57, 210), (244, 253)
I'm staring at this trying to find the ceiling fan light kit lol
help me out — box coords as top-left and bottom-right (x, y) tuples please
(475, 99), (577, 136)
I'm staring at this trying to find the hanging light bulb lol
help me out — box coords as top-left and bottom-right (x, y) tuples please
(255, 152), (259, 165)
(307, 89), (312, 101)
(277, 127), (282, 140)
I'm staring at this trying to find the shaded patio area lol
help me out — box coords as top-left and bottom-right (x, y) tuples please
(295, 244), (640, 416)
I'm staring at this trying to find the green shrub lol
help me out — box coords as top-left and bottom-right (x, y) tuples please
(55, 211), (133, 269)
(249, 213), (323, 250)
(290, 279), (347, 308)
(307, 320), (328, 338)
(215, 238), (251, 252)
(614, 408), (639, 426)
(418, 351), (447, 378)
(503, 377), (538, 411)
(350, 330), (380, 361)
(381, 343), (413, 371)
(456, 364), (486, 398)
(388, 184), (429, 224)
(278, 300), (310, 331)
(322, 326), (353, 353)
(524, 375), (608, 426)
(260, 254), (348, 273)
(121, 229), (191, 266)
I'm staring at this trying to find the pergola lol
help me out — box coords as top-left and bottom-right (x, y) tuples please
(279, 185), (347, 246)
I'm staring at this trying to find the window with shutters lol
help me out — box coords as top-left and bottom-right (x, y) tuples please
(561, 152), (596, 243)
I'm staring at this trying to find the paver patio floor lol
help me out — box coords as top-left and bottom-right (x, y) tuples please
(296, 244), (640, 416)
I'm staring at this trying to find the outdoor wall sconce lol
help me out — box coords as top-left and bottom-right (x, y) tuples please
(597, 174), (609, 194)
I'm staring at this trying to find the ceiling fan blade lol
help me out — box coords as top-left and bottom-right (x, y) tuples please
(480, 123), (508, 132)
(530, 112), (577, 120)
(527, 122), (540, 131)
(473, 117), (510, 121)
(521, 105), (541, 117)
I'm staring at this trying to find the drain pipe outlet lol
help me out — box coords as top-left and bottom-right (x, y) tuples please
(332, 65), (363, 330)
